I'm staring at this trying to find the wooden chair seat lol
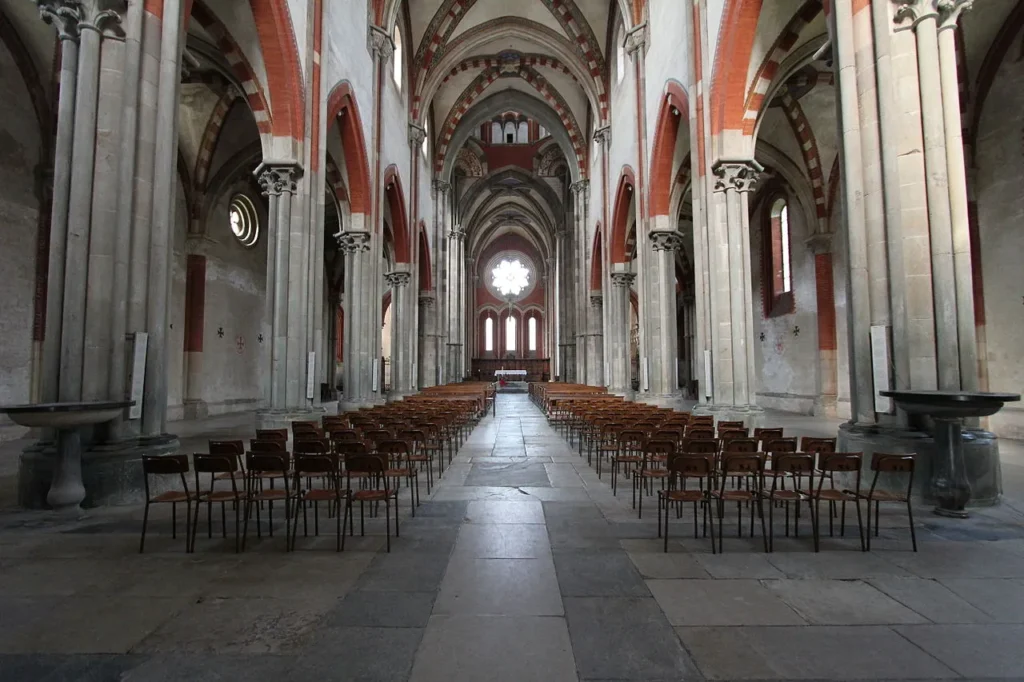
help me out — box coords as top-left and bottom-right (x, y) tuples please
(151, 490), (193, 504)
(659, 489), (704, 503)
(352, 489), (398, 502)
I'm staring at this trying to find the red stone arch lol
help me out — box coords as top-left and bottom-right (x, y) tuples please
(649, 80), (690, 217)
(610, 167), (637, 264)
(250, 0), (305, 143)
(710, 0), (762, 136)
(383, 165), (411, 263)
(326, 82), (372, 215)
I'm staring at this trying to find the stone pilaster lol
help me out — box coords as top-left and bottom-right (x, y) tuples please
(643, 229), (685, 401)
(418, 292), (438, 388)
(587, 291), (604, 386)
(446, 226), (465, 384)
(571, 179), (589, 382)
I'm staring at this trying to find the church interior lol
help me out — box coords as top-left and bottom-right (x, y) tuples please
(1, 0), (1024, 679)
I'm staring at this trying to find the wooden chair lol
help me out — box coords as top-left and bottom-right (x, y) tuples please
(192, 454), (245, 553)
(763, 454), (815, 552)
(857, 454), (917, 552)
(344, 453), (399, 552)
(636, 439), (675, 516)
(140, 455), (194, 553)
(242, 452), (291, 550)
(658, 454), (717, 554)
(290, 453), (349, 552)
(611, 429), (646, 498)
(712, 453), (767, 551)
(256, 428), (288, 442)
(378, 439), (420, 513)
(808, 453), (865, 552)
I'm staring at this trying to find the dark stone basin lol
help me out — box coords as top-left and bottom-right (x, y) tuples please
(0, 401), (133, 429)
(880, 391), (1020, 419)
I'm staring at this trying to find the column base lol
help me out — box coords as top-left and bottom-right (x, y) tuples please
(838, 422), (1002, 507)
(634, 392), (695, 409)
(17, 434), (179, 509)
(256, 408), (326, 431)
(692, 404), (768, 428)
(386, 390), (417, 402)
(182, 399), (208, 420)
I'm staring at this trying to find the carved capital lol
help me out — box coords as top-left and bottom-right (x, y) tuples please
(593, 125), (611, 147)
(611, 272), (635, 288)
(385, 271), (411, 288)
(937, 0), (973, 30)
(36, 0), (80, 41)
(368, 24), (394, 63)
(256, 163), (302, 197)
(590, 293), (604, 308)
(649, 229), (686, 252)
(805, 232), (834, 255)
(893, 0), (939, 28)
(712, 159), (763, 194)
(433, 180), (452, 196)
(448, 227), (465, 241)
(418, 292), (436, 307)
(409, 123), (427, 148)
(336, 230), (371, 253)
(570, 179), (590, 199)
(624, 22), (648, 55)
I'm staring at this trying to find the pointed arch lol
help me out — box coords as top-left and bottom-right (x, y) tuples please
(418, 224), (433, 290)
(590, 224), (604, 290)
(610, 167), (637, 264)
(649, 80), (690, 217)
(383, 165), (410, 262)
(249, 0), (304, 144)
(326, 82), (372, 215)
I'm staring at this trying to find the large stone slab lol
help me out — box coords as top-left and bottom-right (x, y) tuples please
(434, 555), (563, 616)
(895, 624), (1024, 678)
(553, 549), (650, 597)
(647, 579), (805, 627)
(764, 579), (928, 625)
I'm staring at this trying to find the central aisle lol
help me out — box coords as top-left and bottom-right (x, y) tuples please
(399, 393), (700, 681)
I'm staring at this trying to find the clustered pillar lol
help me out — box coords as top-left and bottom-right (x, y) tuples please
(337, 230), (372, 409)
(417, 292), (438, 388)
(645, 229), (685, 401)
(446, 226), (465, 383)
(587, 292), (604, 386)
(608, 270), (635, 395)
(386, 269), (413, 396)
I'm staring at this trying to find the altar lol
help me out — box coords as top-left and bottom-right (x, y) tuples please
(495, 369), (528, 381)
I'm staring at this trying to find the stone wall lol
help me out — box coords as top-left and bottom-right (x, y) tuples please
(976, 26), (1024, 438)
(0, 39), (41, 440)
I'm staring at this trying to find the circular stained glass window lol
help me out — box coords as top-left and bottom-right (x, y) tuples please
(228, 194), (259, 247)
(491, 258), (530, 297)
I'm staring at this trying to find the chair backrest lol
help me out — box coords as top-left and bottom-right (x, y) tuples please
(256, 428), (288, 442)
(718, 427), (749, 440)
(378, 439), (410, 456)
(344, 453), (387, 479)
(193, 453), (236, 474)
(720, 453), (764, 476)
(669, 453), (715, 479)
(754, 427), (784, 441)
(722, 437), (759, 454)
(399, 429), (425, 444)
(209, 440), (244, 456)
(250, 439), (287, 453)
(819, 452), (862, 472)
(329, 429), (361, 442)
(685, 438), (720, 455)
(644, 439), (675, 458)
(246, 451), (289, 474)
(143, 454), (189, 475)
(771, 453), (815, 475)
(294, 453), (337, 475)
(294, 438), (330, 455)
(801, 436), (837, 454)
(868, 453), (915, 498)
(618, 429), (646, 449)
(686, 426), (715, 439)
(336, 440), (369, 457)
(717, 420), (745, 432)
(764, 437), (798, 454)
(655, 426), (684, 442)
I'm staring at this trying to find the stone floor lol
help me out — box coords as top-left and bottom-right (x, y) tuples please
(2, 395), (1024, 681)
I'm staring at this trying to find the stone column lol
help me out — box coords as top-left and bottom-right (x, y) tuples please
(385, 269), (412, 396)
(894, 0), (959, 390)
(55, 1), (123, 405)
(37, 2), (81, 406)
(256, 164), (302, 410)
(337, 230), (371, 408)
(594, 125), (612, 388)
(587, 291), (604, 386)
(554, 226), (571, 381)
(571, 180), (589, 382)
(418, 292), (437, 388)
(182, 243), (208, 419)
(609, 270), (635, 395)
(936, 0), (978, 390)
(446, 226), (465, 383)
(647, 229), (686, 400)
(710, 160), (761, 412)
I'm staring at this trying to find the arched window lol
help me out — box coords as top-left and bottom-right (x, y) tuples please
(491, 121), (502, 142)
(392, 25), (403, 91)
(616, 24), (626, 85)
(484, 317), (494, 352)
(505, 316), (517, 352)
(539, 125), (547, 139)
(503, 121), (515, 144)
(517, 121), (529, 143)
(528, 316), (537, 352)
(763, 197), (795, 316)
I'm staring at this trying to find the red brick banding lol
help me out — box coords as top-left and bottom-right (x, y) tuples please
(610, 167), (636, 264)
(382, 165), (411, 263)
(326, 82), (372, 215)
(649, 80), (690, 217)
